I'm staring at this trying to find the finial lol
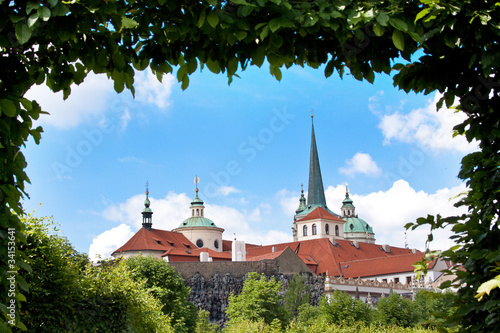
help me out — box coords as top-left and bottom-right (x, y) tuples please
(146, 181), (149, 196)
(311, 109), (314, 118)
(301, 183), (304, 193)
(345, 182), (349, 194)
(194, 175), (200, 193)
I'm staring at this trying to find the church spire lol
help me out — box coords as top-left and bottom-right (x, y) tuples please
(142, 181), (153, 230)
(307, 112), (327, 208)
(295, 184), (307, 214)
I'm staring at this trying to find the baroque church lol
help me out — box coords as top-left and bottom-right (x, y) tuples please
(113, 117), (449, 292)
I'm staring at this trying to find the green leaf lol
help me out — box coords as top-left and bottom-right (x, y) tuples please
(415, 8), (430, 22)
(372, 23), (385, 37)
(235, 30), (247, 41)
(38, 6), (51, 21)
(15, 22), (31, 45)
(389, 18), (408, 32)
(205, 59), (220, 74)
(376, 12), (390, 26)
(26, 2), (39, 14)
(122, 17), (138, 29)
(207, 11), (219, 28)
(0, 99), (17, 117)
(27, 13), (38, 28)
(392, 30), (405, 51)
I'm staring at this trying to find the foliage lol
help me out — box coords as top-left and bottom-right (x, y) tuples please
(19, 214), (88, 331)
(223, 318), (281, 333)
(78, 262), (174, 333)
(17, 214), (174, 332)
(287, 320), (438, 333)
(296, 303), (321, 327)
(283, 274), (311, 319)
(319, 291), (372, 326)
(196, 309), (219, 333)
(413, 290), (456, 329)
(124, 255), (197, 333)
(225, 272), (288, 327)
(1, 0), (500, 331)
(375, 293), (416, 328)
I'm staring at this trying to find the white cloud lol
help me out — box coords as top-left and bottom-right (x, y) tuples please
(25, 73), (115, 129)
(88, 224), (134, 262)
(324, 180), (467, 251)
(378, 93), (478, 154)
(134, 70), (175, 109)
(218, 186), (241, 196)
(91, 191), (291, 259)
(339, 152), (382, 177)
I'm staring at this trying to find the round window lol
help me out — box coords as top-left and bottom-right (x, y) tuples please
(214, 239), (219, 249)
(196, 239), (204, 248)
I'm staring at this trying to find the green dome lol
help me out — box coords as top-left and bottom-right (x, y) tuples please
(177, 216), (218, 228)
(343, 217), (373, 233)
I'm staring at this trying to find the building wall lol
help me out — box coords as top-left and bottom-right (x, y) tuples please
(174, 227), (224, 252)
(296, 219), (345, 241)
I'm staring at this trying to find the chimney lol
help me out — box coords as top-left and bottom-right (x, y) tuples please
(272, 246), (277, 253)
(412, 248), (417, 254)
(329, 237), (338, 246)
(200, 252), (210, 262)
(353, 241), (359, 249)
(232, 239), (246, 261)
(383, 244), (390, 253)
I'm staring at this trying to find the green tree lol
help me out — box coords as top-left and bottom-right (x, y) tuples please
(319, 290), (372, 326)
(124, 255), (198, 333)
(283, 274), (311, 319)
(375, 293), (416, 328)
(225, 272), (288, 327)
(18, 214), (174, 332)
(295, 303), (321, 327)
(19, 214), (87, 331)
(2, 1), (500, 331)
(413, 290), (456, 329)
(195, 309), (219, 333)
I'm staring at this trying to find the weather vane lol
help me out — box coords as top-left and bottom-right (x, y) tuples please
(194, 175), (200, 192)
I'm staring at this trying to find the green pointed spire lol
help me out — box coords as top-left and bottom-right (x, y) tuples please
(307, 115), (327, 208)
(296, 184), (307, 214)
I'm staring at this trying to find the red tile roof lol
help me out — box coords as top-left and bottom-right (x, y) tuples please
(296, 207), (346, 223)
(339, 252), (426, 278)
(246, 238), (421, 276)
(113, 228), (195, 254)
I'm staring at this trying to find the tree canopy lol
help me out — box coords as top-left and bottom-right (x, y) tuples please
(1, 0), (499, 331)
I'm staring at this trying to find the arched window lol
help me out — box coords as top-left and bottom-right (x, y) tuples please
(312, 224), (317, 235)
(325, 224), (329, 235)
(192, 210), (194, 217)
(303, 225), (308, 236)
(335, 225), (339, 236)
(196, 209), (199, 216)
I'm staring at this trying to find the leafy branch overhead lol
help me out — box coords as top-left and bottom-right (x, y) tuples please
(1, 0), (500, 331)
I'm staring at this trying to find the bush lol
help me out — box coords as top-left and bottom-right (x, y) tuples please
(124, 255), (197, 333)
(319, 291), (372, 325)
(225, 272), (289, 327)
(375, 293), (416, 327)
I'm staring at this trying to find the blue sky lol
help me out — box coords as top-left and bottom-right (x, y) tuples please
(22, 64), (476, 260)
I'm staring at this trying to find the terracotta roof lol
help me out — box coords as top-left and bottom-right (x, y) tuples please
(162, 247), (233, 260)
(247, 249), (286, 261)
(246, 238), (420, 276)
(296, 207), (346, 223)
(339, 252), (426, 278)
(113, 228), (194, 255)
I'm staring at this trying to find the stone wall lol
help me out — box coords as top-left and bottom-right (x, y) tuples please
(169, 249), (324, 325)
(184, 271), (324, 326)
